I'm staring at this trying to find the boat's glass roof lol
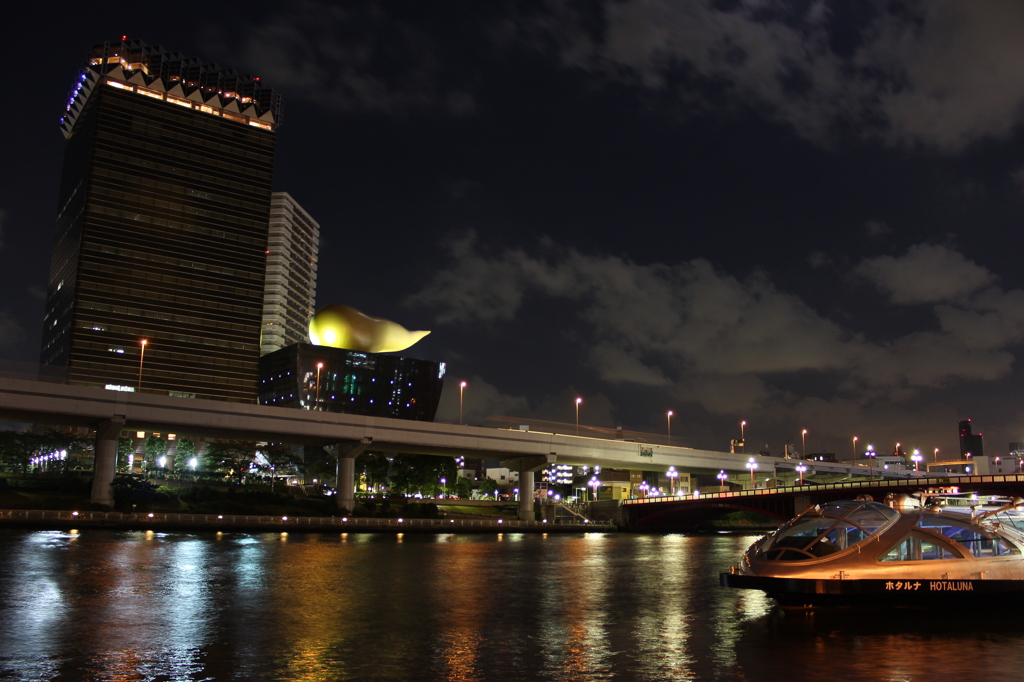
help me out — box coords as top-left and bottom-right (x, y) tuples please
(760, 501), (899, 562)
(915, 515), (1021, 558)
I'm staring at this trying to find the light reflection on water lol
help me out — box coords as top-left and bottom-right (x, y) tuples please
(2, 529), (1024, 681)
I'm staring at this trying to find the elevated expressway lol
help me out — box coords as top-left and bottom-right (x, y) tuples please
(0, 376), (924, 519)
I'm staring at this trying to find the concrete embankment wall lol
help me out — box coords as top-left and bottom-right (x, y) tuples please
(0, 509), (616, 534)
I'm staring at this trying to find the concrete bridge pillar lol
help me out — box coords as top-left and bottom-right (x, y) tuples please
(504, 455), (556, 521)
(519, 469), (535, 520)
(91, 417), (125, 508)
(335, 438), (373, 512)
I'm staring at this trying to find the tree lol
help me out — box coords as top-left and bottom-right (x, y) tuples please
(357, 451), (392, 492)
(0, 430), (31, 473)
(388, 454), (457, 496)
(117, 437), (135, 472)
(145, 435), (167, 470)
(478, 477), (501, 499)
(304, 446), (337, 487)
(0, 430), (92, 475)
(255, 443), (303, 491)
(453, 476), (472, 499)
(205, 440), (259, 482)
(174, 438), (196, 471)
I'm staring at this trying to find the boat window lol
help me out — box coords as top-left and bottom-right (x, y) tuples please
(916, 517), (1022, 558)
(760, 501), (899, 562)
(879, 531), (963, 562)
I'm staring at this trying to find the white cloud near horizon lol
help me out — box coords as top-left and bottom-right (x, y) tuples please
(409, 234), (1024, 416)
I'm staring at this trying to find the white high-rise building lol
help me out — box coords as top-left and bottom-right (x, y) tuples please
(261, 192), (319, 355)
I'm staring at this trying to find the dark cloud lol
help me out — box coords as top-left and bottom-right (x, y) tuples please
(411, 235), (1024, 411)
(857, 244), (994, 305)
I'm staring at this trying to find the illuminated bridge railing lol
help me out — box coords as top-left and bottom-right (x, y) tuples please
(0, 509), (615, 532)
(620, 473), (1024, 507)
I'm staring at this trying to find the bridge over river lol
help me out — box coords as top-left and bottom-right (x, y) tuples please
(617, 473), (1024, 530)
(0, 375), (936, 520)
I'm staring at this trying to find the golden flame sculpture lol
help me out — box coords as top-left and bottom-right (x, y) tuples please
(308, 304), (430, 353)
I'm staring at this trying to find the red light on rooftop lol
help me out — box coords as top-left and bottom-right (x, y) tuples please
(122, 35), (128, 41)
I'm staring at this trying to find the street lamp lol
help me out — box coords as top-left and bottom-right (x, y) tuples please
(440, 477), (446, 498)
(459, 381), (467, 425)
(934, 447), (939, 463)
(745, 457), (758, 488)
(589, 475), (600, 502)
(717, 469), (728, 489)
(801, 429), (807, 459)
(852, 436), (858, 460)
(796, 463), (807, 486)
(667, 410), (673, 444)
(866, 444), (875, 479)
(575, 397), (582, 436)
(666, 466), (678, 495)
(740, 420), (746, 449)
(315, 362), (323, 410)
(137, 339), (147, 390)
(912, 449), (923, 474)
(638, 481), (649, 498)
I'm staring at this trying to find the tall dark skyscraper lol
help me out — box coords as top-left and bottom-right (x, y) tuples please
(41, 39), (282, 402)
(958, 419), (985, 459)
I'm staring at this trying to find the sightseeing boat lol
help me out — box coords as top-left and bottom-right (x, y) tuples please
(720, 496), (1024, 610)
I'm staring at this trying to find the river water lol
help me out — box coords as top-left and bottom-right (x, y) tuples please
(1, 528), (1023, 681)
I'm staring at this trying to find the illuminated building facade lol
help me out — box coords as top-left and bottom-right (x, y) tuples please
(260, 193), (319, 355)
(958, 419), (985, 459)
(41, 39), (281, 402)
(258, 343), (445, 421)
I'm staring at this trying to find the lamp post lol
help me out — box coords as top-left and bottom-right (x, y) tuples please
(852, 436), (858, 460)
(667, 410), (673, 444)
(934, 447), (939, 463)
(440, 477), (446, 498)
(912, 449), (922, 474)
(717, 469), (728, 489)
(666, 466), (678, 495)
(796, 463), (807, 486)
(575, 397), (582, 436)
(315, 362), (323, 410)
(459, 381), (467, 425)
(589, 475), (600, 502)
(866, 444), (875, 479)
(137, 339), (147, 390)
(801, 429), (807, 459)
(740, 420), (746, 451)
(745, 457), (758, 488)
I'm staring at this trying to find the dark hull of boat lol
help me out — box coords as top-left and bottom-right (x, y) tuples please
(721, 572), (1024, 610)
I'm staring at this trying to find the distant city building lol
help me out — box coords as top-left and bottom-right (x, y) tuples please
(41, 38), (281, 402)
(806, 452), (837, 463)
(258, 343), (445, 421)
(260, 193), (319, 355)
(958, 419), (985, 459)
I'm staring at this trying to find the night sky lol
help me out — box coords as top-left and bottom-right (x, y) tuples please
(5, 1), (1024, 460)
